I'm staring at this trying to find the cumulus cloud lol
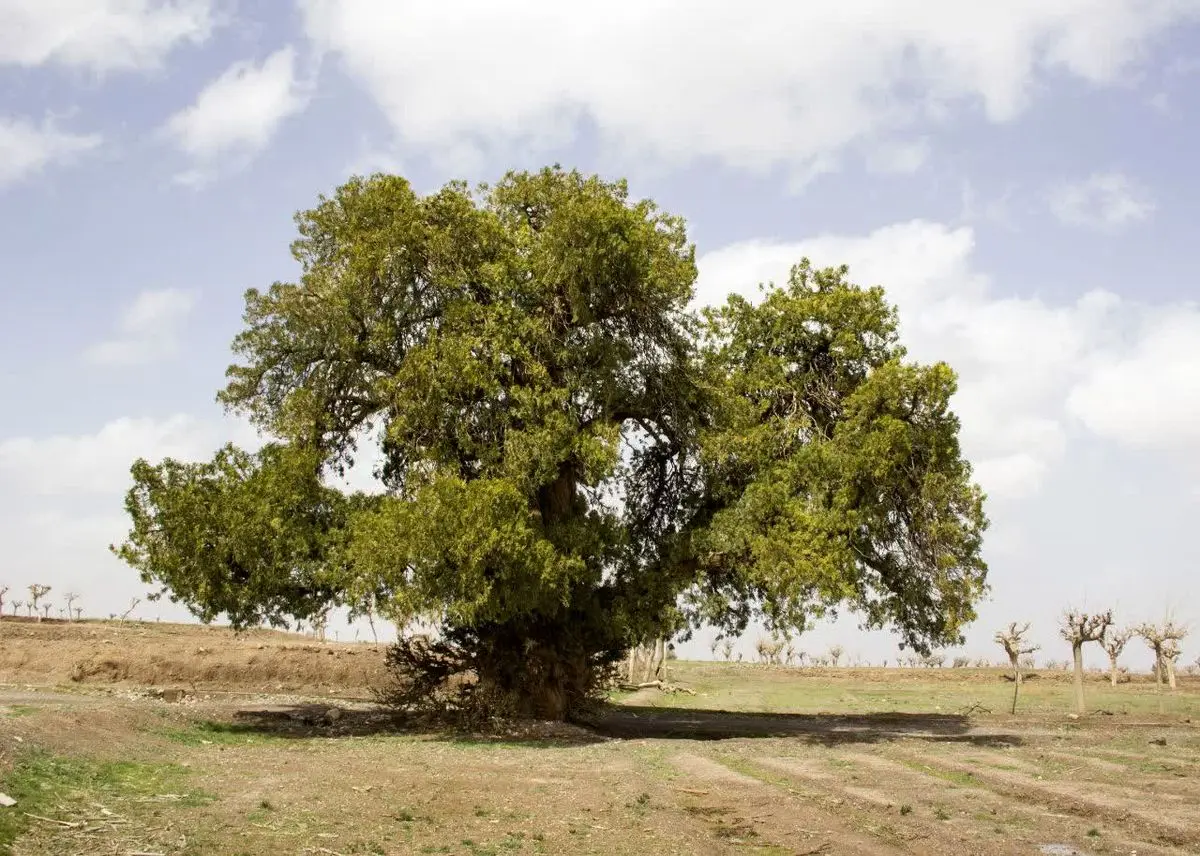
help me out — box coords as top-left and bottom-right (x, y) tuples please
(0, 0), (214, 72)
(695, 220), (1196, 500)
(84, 288), (196, 367)
(0, 116), (100, 187)
(0, 412), (260, 620)
(299, 0), (1200, 180)
(1048, 171), (1156, 230)
(162, 46), (309, 177)
(0, 414), (224, 496)
(1067, 307), (1200, 452)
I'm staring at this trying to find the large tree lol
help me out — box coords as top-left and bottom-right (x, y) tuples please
(114, 167), (988, 720)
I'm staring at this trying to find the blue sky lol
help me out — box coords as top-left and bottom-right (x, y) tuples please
(1, 1), (1198, 668)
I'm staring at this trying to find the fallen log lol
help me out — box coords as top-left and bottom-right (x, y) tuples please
(617, 680), (696, 695)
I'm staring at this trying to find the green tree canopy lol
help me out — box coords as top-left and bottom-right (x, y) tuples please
(114, 166), (988, 719)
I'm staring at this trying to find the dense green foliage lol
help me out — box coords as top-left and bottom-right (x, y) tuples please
(114, 167), (988, 718)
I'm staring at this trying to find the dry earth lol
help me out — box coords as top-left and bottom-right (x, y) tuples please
(2, 620), (1198, 855)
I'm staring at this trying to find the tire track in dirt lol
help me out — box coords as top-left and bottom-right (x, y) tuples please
(699, 745), (1068, 856)
(880, 744), (1200, 852)
(1024, 747), (1200, 800)
(743, 752), (1051, 856)
(667, 750), (908, 854)
(836, 750), (1188, 856)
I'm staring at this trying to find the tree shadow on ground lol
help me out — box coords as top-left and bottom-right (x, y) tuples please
(583, 705), (1024, 746)
(216, 701), (1022, 748)
(221, 703), (606, 747)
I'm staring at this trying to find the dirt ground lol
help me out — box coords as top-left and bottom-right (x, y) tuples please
(2, 621), (1199, 855)
(0, 618), (387, 696)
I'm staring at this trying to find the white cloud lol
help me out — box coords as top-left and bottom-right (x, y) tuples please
(1067, 307), (1200, 452)
(0, 0), (214, 72)
(84, 288), (196, 367)
(299, 0), (1200, 179)
(696, 220), (1197, 501)
(0, 413), (261, 620)
(1048, 171), (1156, 230)
(0, 116), (101, 187)
(0, 414), (246, 496)
(162, 46), (308, 171)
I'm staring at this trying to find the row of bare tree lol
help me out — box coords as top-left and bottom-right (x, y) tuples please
(996, 612), (1189, 714)
(0, 584), (82, 621)
(0, 585), (149, 623)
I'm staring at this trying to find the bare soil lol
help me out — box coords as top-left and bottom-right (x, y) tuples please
(0, 618), (387, 696)
(2, 621), (1199, 855)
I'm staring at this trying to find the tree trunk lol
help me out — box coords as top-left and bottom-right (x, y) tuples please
(1153, 652), (1163, 686)
(1108, 653), (1119, 686)
(1009, 655), (1022, 714)
(1072, 642), (1085, 714)
(1167, 658), (1177, 690)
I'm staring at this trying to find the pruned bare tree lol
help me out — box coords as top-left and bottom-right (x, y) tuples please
(73, 606), (83, 621)
(120, 597), (141, 621)
(1060, 610), (1112, 714)
(827, 645), (844, 667)
(995, 622), (1039, 714)
(1137, 619), (1188, 689)
(755, 635), (785, 665)
(27, 583), (51, 622)
(0, 584), (8, 616)
(311, 609), (329, 642)
(63, 591), (79, 622)
(719, 638), (735, 661)
(40, 602), (52, 620)
(1101, 626), (1133, 687)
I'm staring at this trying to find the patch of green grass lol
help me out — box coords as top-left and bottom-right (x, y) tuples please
(896, 758), (978, 788)
(0, 751), (214, 850)
(899, 804), (912, 815)
(1087, 828), (1101, 837)
(619, 661), (1200, 719)
(0, 705), (38, 718)
(632, 745), (681, 781)
(159, 719), (293, 747)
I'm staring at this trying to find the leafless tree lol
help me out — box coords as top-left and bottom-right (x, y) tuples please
(995, 622), (1039, 714)
(0, 584), (8, 616)
(27, 584), (51, 622)
(11, 600), (22, 616)
(73, 606), (83, 621)
(755, 635), (785, 665)
(1137, 619), (1188, 689)
(827, 645), (844, 667)
(1101, 626), (1133, 686)
(719, 638), (735, 661)
(40, 602), (52, 620)
(920, 652), (946, 668)
(1060, 610), (1112, 714)
(312, 609), (329, 642)
(63, 592), (79, 622)
(120, 597), (141, 621)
